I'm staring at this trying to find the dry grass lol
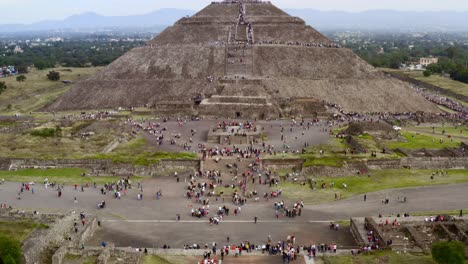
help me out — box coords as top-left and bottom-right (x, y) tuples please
(0, 67), (101, 114)
(0, 220), (46, 242)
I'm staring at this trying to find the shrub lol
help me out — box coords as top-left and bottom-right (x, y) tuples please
(0, 235), (22, 264)
(16, 75), (26, 82)
(432, 240), (465, 264)
(30, 127), (61, 138)
(46, 71), (60, 81)
(423, 70), (432, 77)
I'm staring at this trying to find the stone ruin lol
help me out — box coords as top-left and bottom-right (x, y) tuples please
(47, 1), (438, 118)
(207, 124), (263, 144)
(351, 215), (468, 255)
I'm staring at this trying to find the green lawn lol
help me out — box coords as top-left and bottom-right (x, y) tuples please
(0, 67), (102, 114)
(276, 135), (400, 168)
(410, 209), (468, 217)
(0, 220), (48, 242)
(280, 169), (468, 205)
(0, 168), (141, 184)
(407, 126), (468, 139)
(141, 255), (185, 264)
(386, 131), (463, 150)
(325, 250), (436, 264)
(0, 126), (197, 166)
(301, 137), (350, 167)
(92, 137), (198, 166)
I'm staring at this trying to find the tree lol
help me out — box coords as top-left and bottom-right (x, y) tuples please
(447, 46), (459, 59)
(0, 235), (22, 264)
(0, 81), (7, 95)
(47, 71), (60, 81)
(432, 241), (465, 264)
(16, 75), (26, 82)
(423, 70), (432, 77)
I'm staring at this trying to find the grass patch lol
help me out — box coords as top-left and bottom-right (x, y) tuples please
(0, 121), (15, 127)
(92, 137), (198, 166)
(386, 131), (462, 150)
(407, 71), (468, 97)
(0, 120), (118, 160)
(216, 186), (238, 196)
(325, 250), (436, 264)
(298, 135), (400, 168)
(142, 255), (178, 264)
(280, 169), (468, 205)
(0, 131), (197, 167)
(0, 168), (141, 184)
(410, 209), (468, 217)
(303, 156), (344, 167)
(407, 126), (468, 139)
(30, 127), (60, 138)
(381, 68), (468, 97)
(63, 255), (98, 264)
(0, 67), (102, 114)
(0, 220), (41, 242)
(437, 105), (458, 114)
(335, 219), (351, 227)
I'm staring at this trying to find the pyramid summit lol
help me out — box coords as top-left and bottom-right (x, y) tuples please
(48, 0), (438, 118)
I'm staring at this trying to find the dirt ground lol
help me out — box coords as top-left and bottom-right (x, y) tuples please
(134, 119), (330, 154)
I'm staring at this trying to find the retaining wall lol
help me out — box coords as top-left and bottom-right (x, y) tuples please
(262, 158), (305, 172)
(367, 157), (468, 170)
(364, 217), (388, 249)
(0, 158), (200, 177)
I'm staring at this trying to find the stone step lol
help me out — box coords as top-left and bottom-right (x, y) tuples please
(208, 95), (268, 104)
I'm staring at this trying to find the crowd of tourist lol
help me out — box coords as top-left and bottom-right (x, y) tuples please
(213, 0), (269, 5)
(256, 40), (341, 49)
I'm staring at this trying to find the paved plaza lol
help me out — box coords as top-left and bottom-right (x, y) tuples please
(1, 176), (467, 248)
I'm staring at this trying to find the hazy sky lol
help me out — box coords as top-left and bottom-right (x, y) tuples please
(2, 0), (468, 24)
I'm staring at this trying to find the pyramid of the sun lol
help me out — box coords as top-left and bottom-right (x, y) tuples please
(48, 0), (438, 118)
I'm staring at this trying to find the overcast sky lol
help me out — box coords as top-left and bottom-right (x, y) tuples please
(2, 0), (468, 24)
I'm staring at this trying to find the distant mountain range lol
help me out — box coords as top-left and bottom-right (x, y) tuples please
(1, 9), (468, 32)
(0, 9), (193, 33)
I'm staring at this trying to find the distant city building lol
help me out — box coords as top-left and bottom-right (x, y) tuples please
(13, 46), (24, 54)
(45, 37), (64, 42)
(419, 57), (438, 66)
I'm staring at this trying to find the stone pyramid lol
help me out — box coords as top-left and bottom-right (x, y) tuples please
(48, 0), (438, 118)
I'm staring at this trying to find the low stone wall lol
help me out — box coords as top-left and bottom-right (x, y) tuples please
(0, 158), (200, 177)
(262, 158), (305, 172)
(302, 163), (366, 177)
(367, 157), (468, 170)
(52, 247), (102, 264)
(80, 217), (98, 245)
(0, 210), (61, 223)
(149, 160), (200, 177)
(302, 156), (467, 177)
(22, 213), (76, 264)
(350, 218), (366, 246)
(405, 225), (430, 254)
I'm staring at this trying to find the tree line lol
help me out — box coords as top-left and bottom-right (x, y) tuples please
(0, 40), (144, 71)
